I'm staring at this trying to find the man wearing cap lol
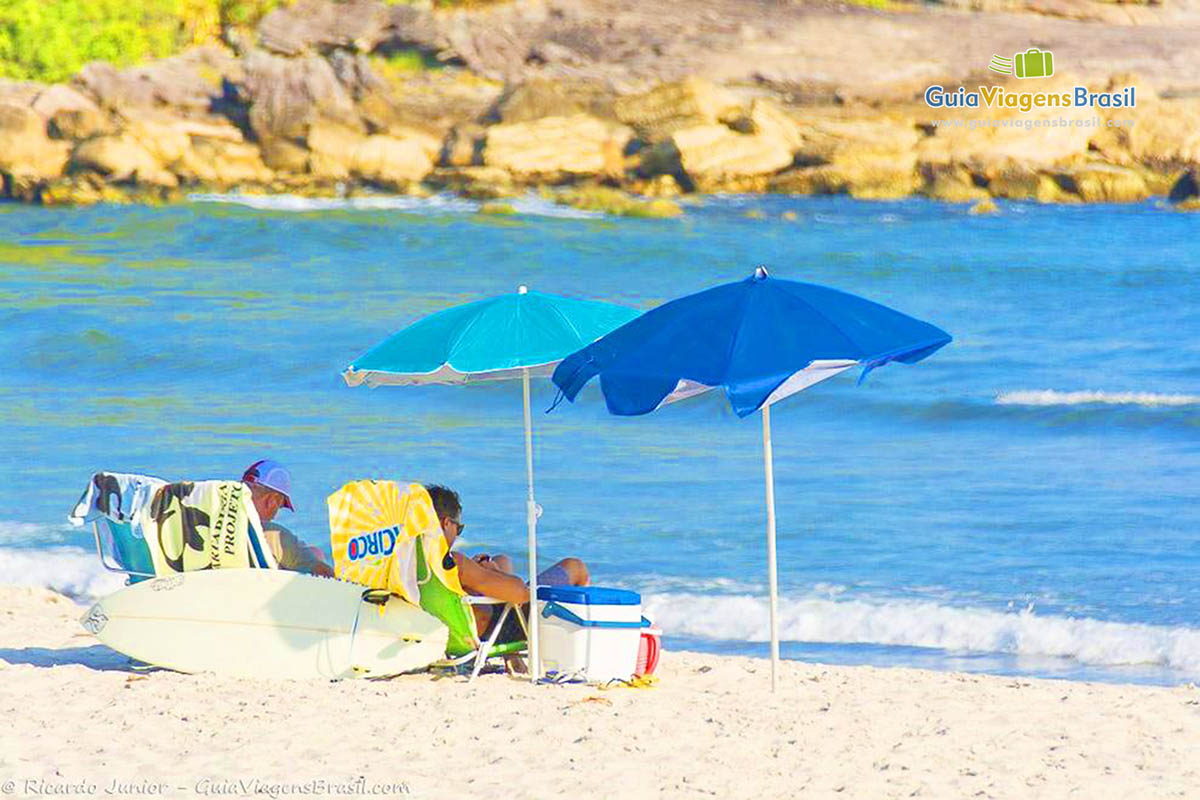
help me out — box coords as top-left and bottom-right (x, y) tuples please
(242, 459), (334, 578)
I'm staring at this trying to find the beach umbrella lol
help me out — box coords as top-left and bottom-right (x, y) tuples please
(551, 267), (951, 691)
(342, 287), (640, 681)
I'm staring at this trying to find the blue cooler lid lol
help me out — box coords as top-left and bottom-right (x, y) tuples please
(537, 585), (640, 605)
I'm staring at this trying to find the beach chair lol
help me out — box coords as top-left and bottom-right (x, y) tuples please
(414, 535), (528, 682)
(138, 480), (278, 573)
(69, 472), (166, 583)
(70, 473), (277, 580)
(328, 480), (523, 679)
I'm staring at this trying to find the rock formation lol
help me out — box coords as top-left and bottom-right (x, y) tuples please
(0, 0), (1197, 208)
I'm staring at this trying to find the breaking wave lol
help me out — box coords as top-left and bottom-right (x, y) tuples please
(996, 390), (1200, 408)
(188, 191), (601, 219)
(643, 591), (1200, 675)
(0, 545), (124, 601)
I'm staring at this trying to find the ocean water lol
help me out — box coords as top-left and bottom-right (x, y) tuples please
(1, 193), (1197, 686)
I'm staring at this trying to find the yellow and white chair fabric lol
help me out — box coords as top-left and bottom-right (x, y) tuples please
(328, 480), (523, 680)
(136, 480), (278, 573)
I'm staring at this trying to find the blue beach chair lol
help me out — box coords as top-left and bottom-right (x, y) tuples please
(70, 472), (278, 581)
(69, 472), (166, 584)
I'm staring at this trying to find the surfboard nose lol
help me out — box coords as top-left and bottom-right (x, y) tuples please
(80, 603), (108, 635)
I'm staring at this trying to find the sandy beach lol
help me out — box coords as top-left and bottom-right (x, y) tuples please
(0, 586), (1196, 799)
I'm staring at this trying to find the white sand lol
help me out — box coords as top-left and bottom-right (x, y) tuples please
(2, 585), (1198, 799)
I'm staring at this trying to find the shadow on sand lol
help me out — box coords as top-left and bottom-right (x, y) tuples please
(0, 644), (161, 673)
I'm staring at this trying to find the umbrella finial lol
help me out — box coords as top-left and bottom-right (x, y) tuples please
(754, 265), (770, 280)
(518, 285), (529, 294)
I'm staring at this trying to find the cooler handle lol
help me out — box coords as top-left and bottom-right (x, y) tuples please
(540, 602), (651, 629)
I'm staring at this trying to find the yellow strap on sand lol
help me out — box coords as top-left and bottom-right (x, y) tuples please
(597, 674), (660, 690)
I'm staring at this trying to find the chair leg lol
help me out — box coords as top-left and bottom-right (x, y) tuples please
(468, 604), (512, 683)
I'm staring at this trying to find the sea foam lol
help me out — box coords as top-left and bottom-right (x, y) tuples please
(188, 192), (600, 219)
(996, 390), (1200, 408)
(0, 545), (125, 601)
(643, 591), (1200, 675)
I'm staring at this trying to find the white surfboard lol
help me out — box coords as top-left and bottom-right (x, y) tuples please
(80, 570), (449, 680)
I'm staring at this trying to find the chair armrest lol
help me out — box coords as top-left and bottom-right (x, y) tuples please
(462, 595), (509, 606)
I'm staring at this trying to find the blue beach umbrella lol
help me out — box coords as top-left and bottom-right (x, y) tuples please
(552, 267), (952, 690)
(343, 287), (640, 681)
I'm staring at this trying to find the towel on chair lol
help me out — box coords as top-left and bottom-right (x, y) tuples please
(328, 480), (461, 605)
(69, 472), (167, 527)
(137, 480), (274, 573)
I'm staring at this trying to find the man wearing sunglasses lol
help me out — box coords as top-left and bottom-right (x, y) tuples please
(426, 484), (589, 640)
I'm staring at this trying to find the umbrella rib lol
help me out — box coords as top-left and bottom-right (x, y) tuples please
(443, 299), (500, 371)
(720, 284), (767, 387)
(780, 285), (882, 357)
(543, 300), (588, 349)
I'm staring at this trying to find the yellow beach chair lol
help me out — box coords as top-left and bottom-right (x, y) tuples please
(329, 479), (527, 681)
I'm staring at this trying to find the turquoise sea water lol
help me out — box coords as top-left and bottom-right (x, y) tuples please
(1, 193), (1197, 685)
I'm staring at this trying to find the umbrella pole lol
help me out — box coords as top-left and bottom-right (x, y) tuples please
(762, 404), (780, 692)
(523, 366), (540, 683)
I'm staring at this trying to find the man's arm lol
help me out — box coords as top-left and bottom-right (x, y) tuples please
(263, 524), (334, 577)
(452, 551), (529, 604)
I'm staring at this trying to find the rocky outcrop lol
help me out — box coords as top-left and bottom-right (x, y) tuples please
(351, 134), (434, 188)
(38, 84), (113, 142)
(0, 103), (70, 200)
(258, 0), (391, 56)
(1108, 99), (1200, 170)
(922, 164), (990, 203)
(425, 166), (518, 199)
(243, 49), (360, 143)
(1054, 163), (1152, 203)
(178, 139), (274, 187)
(768, 112), (922, 199)
(74, 46), (236, 114)
(1168, 169), (1199, 204)
(483, 115), (630, 178)
(982, 164), (1075, 203)
(2, 0), (1198, 209)
(556, 185), (683, 218)
(642, 124), (794, 192)
(614, 78), (742, 143)
(71, 134), (177, 187)
(0, 104), (69, 177)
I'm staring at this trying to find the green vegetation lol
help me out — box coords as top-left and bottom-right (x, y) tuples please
(0, 0), (531, 85)
(0, 0), (178, 82)
(557, 186), (683, 219)
(0, 0), (505, 83)
(0, 0), (281, 83)
(477, 201), (518, 216)
(386, 0), (507, 6)
(369, 46), (443, 81)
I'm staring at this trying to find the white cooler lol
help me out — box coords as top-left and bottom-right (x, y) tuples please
(536, 586), (647, 682)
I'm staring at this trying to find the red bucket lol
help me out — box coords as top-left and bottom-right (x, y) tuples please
(635, 625), (662, 676)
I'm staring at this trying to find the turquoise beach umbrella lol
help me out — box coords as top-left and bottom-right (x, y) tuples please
(343, 287), (640, 681)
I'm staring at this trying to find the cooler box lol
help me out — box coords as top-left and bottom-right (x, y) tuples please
(536, 586), (646, 682)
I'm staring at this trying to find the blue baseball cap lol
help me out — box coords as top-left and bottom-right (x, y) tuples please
(242, 459), (294, 510)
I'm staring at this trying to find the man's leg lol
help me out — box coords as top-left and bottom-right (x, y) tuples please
(480, 553), (587, 586)
(536, 557), (589, 587)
